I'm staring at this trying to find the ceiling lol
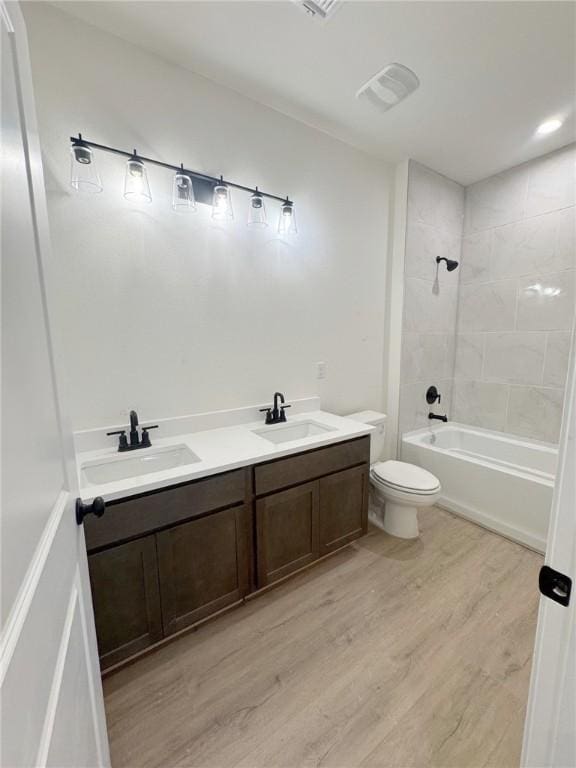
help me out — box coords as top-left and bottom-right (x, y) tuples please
(51, 1), (575, 185)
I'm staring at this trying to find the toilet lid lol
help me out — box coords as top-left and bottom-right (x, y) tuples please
(371, 460), (440, 493)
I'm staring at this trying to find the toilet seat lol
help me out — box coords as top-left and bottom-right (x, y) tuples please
(371, 460), (441, 495)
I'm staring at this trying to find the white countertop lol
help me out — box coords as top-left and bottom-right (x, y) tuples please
(77, 410), (373, 503)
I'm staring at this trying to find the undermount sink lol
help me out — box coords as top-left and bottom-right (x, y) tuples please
(81, 445), (200, 485)
(252, 420), (336, 445)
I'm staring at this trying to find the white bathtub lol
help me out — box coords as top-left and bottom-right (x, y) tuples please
(402, 424), (557, 553)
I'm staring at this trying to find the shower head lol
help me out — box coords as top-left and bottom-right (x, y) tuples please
(436, 256), (459, 272)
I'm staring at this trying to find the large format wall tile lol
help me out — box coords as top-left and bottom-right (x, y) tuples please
(516, 270), (576, 331)
(465, 165), (530, 233)
(399, 379), (453, 434)
(491, 211), (570, 279)
(507, 386), (564, 443)
(524, 145), (576, 218)
(556, 207), (576, 266)
(405, 221), (461, 283)
(454, 333), (484, 380)
(402, 147), (575, 446)
(483, 331), (546, 384)
(401, 332), (454, 384)
(452, 380), (508, 430)
(404, 278), (458, 333)
(458, 280), (517, 332)
(460, 231), (492, 284)
(408, 162), (464, 235)
(543, 331), (572, 387)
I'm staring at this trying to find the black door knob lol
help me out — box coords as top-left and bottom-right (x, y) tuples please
(75, 496), (106, 526)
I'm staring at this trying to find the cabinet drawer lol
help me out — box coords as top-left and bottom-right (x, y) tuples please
(85, 469), (246, 551)
(254, 436), (369, 496)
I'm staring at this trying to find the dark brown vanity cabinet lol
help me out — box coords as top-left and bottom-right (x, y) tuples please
(319, 465), (368, 555)
(254, 437), (370, 587)
(85, 437), (369, 672)
(87, 536), (163, 670)
(256, 481), (320, 586)
(157, 504), (250, 636)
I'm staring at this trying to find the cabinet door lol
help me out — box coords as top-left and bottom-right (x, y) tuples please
(256, 481), (319, 587)
(157, 504), (250, 636)
(319, 465), (368, 555)
(88, 536), (162, 670)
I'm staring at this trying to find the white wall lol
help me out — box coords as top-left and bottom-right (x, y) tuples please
(453, 144), (576, 443)
(23, 3), (392, 431)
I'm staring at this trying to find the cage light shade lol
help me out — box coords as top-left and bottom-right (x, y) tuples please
(124, 157), (152, 203)
(172, 171), (196, 212)
(278, 199), (297, 235)
(247, 190), (267, 228)
(70, 143), (102, 193)
(211, 183), (233, 220)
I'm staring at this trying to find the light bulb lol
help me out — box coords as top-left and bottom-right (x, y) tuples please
(172, 168), (196, 212)
(247, 189), (267, 228)
(70, 137), (102, 193)
(278, 198), (297, 235)
(211, 180), (233, 221)
(124, 155), (152, 203)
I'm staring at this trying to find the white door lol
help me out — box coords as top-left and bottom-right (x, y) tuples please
(522, 324), (576, 767)
(0, 2), (110, 766)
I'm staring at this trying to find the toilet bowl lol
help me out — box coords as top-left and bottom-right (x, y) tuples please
(370, 460), (441, 538)
(347, 411), (441, 539)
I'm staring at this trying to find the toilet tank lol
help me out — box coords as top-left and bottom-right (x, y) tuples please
(347, 411), (387, 463)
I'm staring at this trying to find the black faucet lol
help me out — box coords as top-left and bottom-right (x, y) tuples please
(260, 392), (291, 425)
(107, 410), (159, 452)
(429, 412), (448, 423)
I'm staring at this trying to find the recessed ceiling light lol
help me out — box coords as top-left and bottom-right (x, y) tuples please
(536, 119), (563, 135)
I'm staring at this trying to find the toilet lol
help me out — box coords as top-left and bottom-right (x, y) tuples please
(348, 411), (441, 539)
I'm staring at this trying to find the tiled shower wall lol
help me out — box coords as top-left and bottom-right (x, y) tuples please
(399, 161), (464, 435)
(453, 144), (576, 443)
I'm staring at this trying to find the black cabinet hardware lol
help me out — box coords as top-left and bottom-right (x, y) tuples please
(76, 496), (105, 526)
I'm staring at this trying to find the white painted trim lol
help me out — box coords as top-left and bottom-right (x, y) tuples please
(0, 489), (69, 682)
(36, 583), (79, 766)
(0, 1), (15, 32)
(437, 497), (546, 553)
(77, 564), (107, 767)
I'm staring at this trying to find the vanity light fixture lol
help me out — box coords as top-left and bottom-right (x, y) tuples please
(172, 165), (196, 212)
(536, 118), (563, 136)
(124, 152), (152, 203)
(247, 188), (267, 228)
(278, 198), (297, 235)
(69, 134), (295, 232)
(211, 177), (233, 221)
(70, 134), (102, 193)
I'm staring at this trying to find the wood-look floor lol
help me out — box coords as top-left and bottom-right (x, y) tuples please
(103, 507), (542, 768)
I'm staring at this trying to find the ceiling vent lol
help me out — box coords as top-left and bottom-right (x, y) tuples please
(356, 63), (420, 112)
(293, 0), (341, 22)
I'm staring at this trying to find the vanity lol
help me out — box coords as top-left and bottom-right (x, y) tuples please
(79, 409), (372, 673)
